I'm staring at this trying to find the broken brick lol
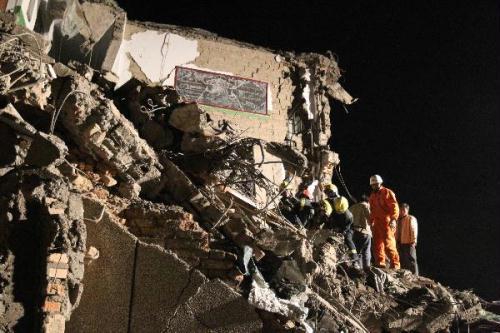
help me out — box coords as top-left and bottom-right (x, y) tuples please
(46, 283), (65, 296)
(47, 253), (69, 264)
(43, 299), (62, 313)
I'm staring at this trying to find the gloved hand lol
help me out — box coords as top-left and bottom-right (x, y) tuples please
(389, 219), (397, 231)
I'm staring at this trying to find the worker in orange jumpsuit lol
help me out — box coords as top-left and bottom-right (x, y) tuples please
(368, 175), (400, 269)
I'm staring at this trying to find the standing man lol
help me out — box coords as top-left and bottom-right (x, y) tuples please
(368, 175), (400, 269)
(350, 194), (372, 271)
(396, 203), (419, 275)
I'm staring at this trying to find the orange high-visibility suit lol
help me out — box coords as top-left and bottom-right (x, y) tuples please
(369, 186), (400, 269)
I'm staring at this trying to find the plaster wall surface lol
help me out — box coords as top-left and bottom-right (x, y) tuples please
(109, 22), (295, 143)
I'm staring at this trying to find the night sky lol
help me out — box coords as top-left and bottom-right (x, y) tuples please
(116, 1), (500, 301)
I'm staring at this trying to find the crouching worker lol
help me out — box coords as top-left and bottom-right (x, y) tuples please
(297, 188), (315, 227)
(278, 182), (302, 226)
(322, 196), (359, 269)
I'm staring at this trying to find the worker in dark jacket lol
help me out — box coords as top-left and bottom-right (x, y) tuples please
(296, 189), (314, 227)
(278, 183), (301, 226)
(322, 188), (359, 269)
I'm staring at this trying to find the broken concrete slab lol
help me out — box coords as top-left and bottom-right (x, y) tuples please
(129, 242), (208, 333)
(65, 206), (137, 333)
(169, 103), (213, 135)
(25, 132), (67, 167)
(55, 73), (163, 198)
(169, 279), (263, 332)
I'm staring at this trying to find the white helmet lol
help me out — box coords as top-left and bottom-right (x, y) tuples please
(370, 174), (383, 185)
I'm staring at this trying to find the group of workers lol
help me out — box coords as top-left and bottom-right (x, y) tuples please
(278, 174), (419, 275)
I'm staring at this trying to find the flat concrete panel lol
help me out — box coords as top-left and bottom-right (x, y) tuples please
(66, 211), (137, 333)
(169, 279), (262, 333)
(129, 243), (208, 333)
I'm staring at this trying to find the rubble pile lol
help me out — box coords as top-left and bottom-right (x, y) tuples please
(0, 2), (492, 332)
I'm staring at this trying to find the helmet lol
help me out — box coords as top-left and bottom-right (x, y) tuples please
(369, 174), (383, 185)
(301, 189), (312, 200)
(333, 196), (349, 213)
(280, 181), (290, 190)
(324, 183), (338, 194)
(320, 199), (333, 217)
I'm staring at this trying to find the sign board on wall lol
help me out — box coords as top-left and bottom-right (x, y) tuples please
(174, 67), (268, 115)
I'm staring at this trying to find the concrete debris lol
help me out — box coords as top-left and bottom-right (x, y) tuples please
(0, 2), (489, 333)
(249, 269), (312, 332)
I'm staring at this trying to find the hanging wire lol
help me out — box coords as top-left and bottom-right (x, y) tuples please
(50, 90), (90, 134)
(335, 164), (357, 203)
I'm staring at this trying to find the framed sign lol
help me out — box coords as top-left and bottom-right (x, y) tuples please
(175, 67), (268, 115)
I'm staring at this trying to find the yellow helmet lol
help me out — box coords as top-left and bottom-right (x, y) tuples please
(320, 199), (333, 217)
(324, 183), (338, 194)
(333, 196), (349, 213)
(280, 181), (290, 190)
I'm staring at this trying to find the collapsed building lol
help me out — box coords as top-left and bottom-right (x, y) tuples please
(0, 1), (497, 332)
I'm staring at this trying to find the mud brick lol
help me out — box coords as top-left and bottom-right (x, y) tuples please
(43, 299), (61, 313)
(200, 258), (235, 270)
(46, 282), (65, 296)
(47, 262), (69, 279)
(47, 253), (69, 264)
(47, 206), (65, 215)
(177, 218), (198, 231)
(252, 247), (266, 261)
(175, 229), (208, 240)
(227, 268), (245, 285)
(208, 249), (226, 260)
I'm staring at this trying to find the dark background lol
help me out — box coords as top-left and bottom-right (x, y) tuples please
(116, 0), (500, 301)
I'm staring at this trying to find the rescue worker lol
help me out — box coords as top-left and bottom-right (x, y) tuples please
(396, 203), (419, 275)
(278, 182), (301, 226)
(368, 174), (400, 269)
(319, 199), (333, 220)
(296, 188), (314, 227)
(324, 183), (339, 201)
(349, 194), (372, 271)
(324, 194), (359, 269)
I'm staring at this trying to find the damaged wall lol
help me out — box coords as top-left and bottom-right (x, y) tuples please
(0, 2), (491, 333)
(109, 21), (292, 145)
(66, 199), (262, 333)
